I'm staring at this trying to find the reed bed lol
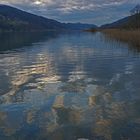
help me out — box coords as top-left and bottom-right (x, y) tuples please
(102, 29), (140, 47)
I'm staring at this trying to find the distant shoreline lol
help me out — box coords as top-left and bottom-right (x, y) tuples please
(101, 29), (140, 47)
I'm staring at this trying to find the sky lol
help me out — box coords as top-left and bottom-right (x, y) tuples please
(0, 0), (139, 25)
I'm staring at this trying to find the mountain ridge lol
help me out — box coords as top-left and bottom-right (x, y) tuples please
(0, 4), (97, 31)
(100, 13), (140, 29)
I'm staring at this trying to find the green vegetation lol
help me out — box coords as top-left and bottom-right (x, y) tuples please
(89, 7), (140, 47)
(120, 14), (140, 29)
(0, 5), (96, 32)
(0, 15), (30, 31)
(0, 5), (64, 32)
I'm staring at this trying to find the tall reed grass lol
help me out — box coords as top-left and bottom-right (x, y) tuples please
(102, 29), (140, 47)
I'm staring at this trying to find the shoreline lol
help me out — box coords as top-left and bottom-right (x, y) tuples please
(101, 29), (140, 47)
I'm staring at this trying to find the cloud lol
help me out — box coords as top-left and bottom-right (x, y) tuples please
(0, 0), (139, 25)
(0, 0), (128, 11)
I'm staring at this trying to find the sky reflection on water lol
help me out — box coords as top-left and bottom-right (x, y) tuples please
(0, 31), (140, 140)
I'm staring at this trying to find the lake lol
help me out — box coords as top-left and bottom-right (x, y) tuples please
(0, 31), (140, 140)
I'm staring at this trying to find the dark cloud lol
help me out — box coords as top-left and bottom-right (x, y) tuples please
(0, 0), (139, 25)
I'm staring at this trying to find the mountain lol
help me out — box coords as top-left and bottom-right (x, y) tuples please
(0, 4), (64, 31)
(100, 13), (140, 29)
(0, 5), (96, 31)
(64, 23), (97, 30)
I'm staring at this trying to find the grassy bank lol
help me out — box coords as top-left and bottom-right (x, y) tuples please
(102, 29), (140, 47)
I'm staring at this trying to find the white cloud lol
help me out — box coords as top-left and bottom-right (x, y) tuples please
(33, 1), (42, 5)
(0, 0), (129, 11)
(0, 0), (139, 24)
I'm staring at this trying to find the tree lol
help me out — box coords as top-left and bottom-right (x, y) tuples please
(130, 4), (140, 15)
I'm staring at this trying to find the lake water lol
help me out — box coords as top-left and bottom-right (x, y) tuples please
(0, 31), (140, 140)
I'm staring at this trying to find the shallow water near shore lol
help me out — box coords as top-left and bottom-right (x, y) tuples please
(0, 31), (140, 140)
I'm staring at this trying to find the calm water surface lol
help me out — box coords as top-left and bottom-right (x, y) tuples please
(0, 31), (140, 140)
